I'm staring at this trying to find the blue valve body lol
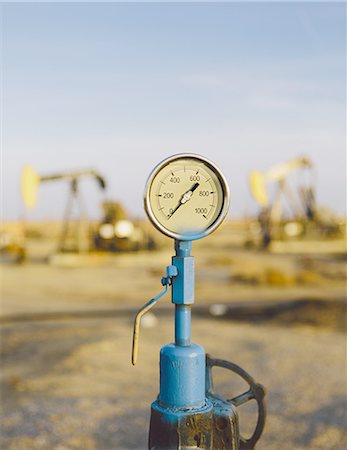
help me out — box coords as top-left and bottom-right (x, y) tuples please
(155, 240), (207, 409)
(159, 343), (206, 408)
(150, 240), (213, 449)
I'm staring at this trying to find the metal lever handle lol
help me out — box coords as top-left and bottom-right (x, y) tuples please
(131, 285), (168, 366)
(131, 265), (178, 366)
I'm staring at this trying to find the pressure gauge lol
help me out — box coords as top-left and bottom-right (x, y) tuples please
(144, 154), (230, 240)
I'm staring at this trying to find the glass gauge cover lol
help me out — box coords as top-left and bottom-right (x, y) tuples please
(144, 154), (230, 240)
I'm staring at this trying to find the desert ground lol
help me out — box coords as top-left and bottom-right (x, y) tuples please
(0, 221), (346, 449)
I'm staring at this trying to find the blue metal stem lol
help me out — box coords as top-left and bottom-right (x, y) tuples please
(174, 240), (193, 347)
(175, 305), (191, 346)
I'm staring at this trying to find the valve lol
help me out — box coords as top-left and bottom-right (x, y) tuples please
(131, 244), (266, 449)
(132, 154), (266, 449)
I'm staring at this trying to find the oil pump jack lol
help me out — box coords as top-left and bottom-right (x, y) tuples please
(249, 157), (315, 247)
(249, 156), (342, 248)
(21, 166), (106, 253)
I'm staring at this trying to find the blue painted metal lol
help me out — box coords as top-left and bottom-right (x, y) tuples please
(172, 240), (194, 345)
(149, 401), (213, 449)
(161, 264), (178, 287)
(149, 241), (213, 447)
(154, 239), (207, 410)
(175, 305), (191, 346)
(172, 240), (194, 307)
(171, 257), (194, 304)
(174, 239), (192, 257)
(159, 343), (206, 408)
(145, 238), (266, 449)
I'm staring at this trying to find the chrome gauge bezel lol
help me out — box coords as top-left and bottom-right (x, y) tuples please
(144, 153), (230, 240)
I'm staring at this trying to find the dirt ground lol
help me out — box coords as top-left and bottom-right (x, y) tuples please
(0, 223), (346, 449)
(1, 317), (346, 450)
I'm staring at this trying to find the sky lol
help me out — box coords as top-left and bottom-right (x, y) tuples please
(1, 1), (346, 222)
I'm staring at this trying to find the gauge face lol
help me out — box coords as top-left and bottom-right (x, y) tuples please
(144, 154), (230, 240)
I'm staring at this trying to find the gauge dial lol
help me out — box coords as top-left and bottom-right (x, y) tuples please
(144, 154), (230, 240)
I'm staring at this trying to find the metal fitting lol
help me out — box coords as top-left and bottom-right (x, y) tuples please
(161, 265), (178, 286)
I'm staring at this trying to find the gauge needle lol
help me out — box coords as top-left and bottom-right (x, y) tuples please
(167, 183), (199, 219)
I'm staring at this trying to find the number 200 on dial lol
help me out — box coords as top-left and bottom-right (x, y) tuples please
(144, 154), (230, 240)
